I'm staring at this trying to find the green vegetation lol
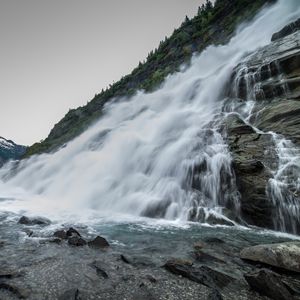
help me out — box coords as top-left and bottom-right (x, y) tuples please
(25, 0), (276, 157)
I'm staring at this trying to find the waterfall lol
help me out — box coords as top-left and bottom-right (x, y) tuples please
(0, 0), (299, 228)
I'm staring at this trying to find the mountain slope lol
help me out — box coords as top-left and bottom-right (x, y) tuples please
(0, 137), (27, 167)
(25, 0), (275, 157)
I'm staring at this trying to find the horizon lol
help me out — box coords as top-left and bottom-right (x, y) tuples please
(0, 0), (205, 145)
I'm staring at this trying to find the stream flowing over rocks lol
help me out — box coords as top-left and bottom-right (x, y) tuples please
(0, 0), (300, 299)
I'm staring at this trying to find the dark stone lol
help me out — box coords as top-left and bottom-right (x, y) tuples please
(0, 269), (21, 279)
(120, 254), (131, 264)
(58, 288), (84, 300)
(48, 238), (62, 244)
(0, 283), (29, 299)
(271, 18), (300, 41)
(222, 114), (275, 228)
(194, 249), (226, 264)
(205, 214), (234, 226)
(53, 230), (67, 239)
(88, 236), (109, 249)
(91, 261), (108, 278)
(145, 274), (157, 283)
(164, 259), (234, 289)
(66, 227), (81, 238)
(207, 289), (223, 300)
(18, 216), (51, 226)
(23, 229), (33, 237)
(203, 238), (225, 244)
(244, 269), (293, 300)
(131, 287), (157, 300)
(68, 236), (87, 246)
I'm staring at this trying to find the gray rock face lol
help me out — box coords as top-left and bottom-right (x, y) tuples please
(222, 24), (300, 232)
(240, 242), (300, 272)
(223, 114), (276, 228)
(272, 18), (300, 41)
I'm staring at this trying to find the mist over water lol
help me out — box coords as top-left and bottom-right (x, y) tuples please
(0, 0), (300, 228)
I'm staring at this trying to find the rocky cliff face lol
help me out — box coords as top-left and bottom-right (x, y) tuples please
(0, 137), (26, 167)
(222, 19), (300, 233)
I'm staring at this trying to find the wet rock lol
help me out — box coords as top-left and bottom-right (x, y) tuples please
(255, 100), (300, 146)
(58, 288), (84, 300)
(91, 261), (108, 278)
(18, 216), (51, 226)
(194, 249), (226, 264)
(205, 214), (234, 226)
(145, 274), (157, 283)
(203, 237), (225, 244)
(66, 227), (81, 237)
(48, 237), (63, 244)
(120, 254), (131, 264)
(53, 230), (67, 239)
(223, 114), (275, 228)
(68, 236), (87, 246)
(240, 242), (300, 272)
(130, 286), (156, 300)
(88, 236), (109, 249)
(0, 283), (29, 299)
(207, 289), (223, 300)
(121, 255), (156, 267)
(271, 18), (300, 41)
(164, 259), (234, 289)
(23, 229), (33, 237)
(244, 269), (293, 300)
(0, 269), (22, 279)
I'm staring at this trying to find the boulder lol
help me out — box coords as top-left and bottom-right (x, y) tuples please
(53, 230), (67, 239)
(68, 236), (87, 247)
(18, 216), (51, 226)
(66, 227), (81, 237)
(244, 269), (293, 300)
(240, 242), (300, 272)
(88, 236), (109, 249)
(164, 259), (234, 289)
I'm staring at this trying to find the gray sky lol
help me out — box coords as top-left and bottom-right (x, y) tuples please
(0, 0), (205, 145)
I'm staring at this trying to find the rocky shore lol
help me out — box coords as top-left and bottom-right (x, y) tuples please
(0, 214), (299, 300)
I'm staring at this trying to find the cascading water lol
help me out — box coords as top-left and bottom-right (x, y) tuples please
(0, 0), (300, 231)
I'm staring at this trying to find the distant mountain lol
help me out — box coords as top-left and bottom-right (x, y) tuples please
(0, 137), (27, 167)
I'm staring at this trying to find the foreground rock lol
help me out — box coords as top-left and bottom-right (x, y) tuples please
(240, 242), (300, 272)
(68, 236), (87, 247)
(244, 269), (293, 300)
(18, 216), (51, 226)
(164, 259), (234, 289)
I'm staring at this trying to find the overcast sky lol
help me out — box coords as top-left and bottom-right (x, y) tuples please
(0, 0), (206, 145)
